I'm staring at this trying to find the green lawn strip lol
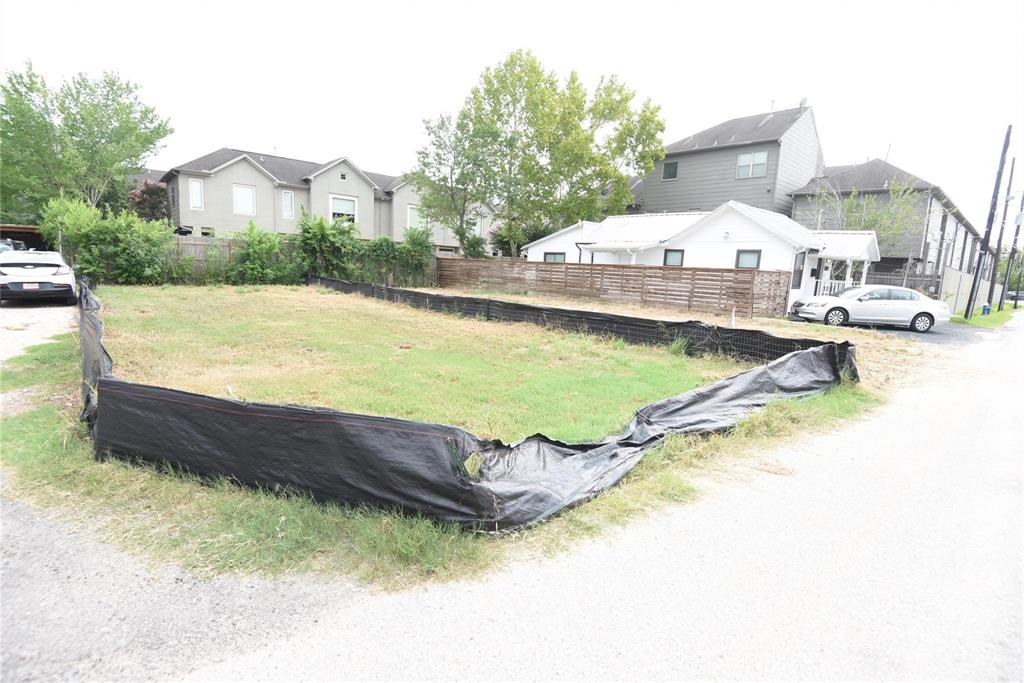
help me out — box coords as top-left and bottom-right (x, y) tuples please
(951, 307), (1018, 328)
(1, 290), (879, 586)
(96, 285), (745, 444)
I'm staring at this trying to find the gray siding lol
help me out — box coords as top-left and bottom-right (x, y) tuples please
(636, 142), (780, 213)
(775, 109), (824, 216)
(307, 160), (377, 239)
(792, 190), (932, 261)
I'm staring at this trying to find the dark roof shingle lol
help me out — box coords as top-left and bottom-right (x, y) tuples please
(790, 159), (934, 196)
(162, 148), (403, 193)
(665, 106), (810, 155)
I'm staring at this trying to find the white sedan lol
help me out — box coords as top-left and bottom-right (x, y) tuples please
(791, 284), (950, 333)
(0, 250), (78, 304)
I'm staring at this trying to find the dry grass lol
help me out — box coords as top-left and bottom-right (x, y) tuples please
(420, 285), (932, 394)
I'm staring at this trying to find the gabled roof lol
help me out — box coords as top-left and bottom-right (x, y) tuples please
(129, 169), (166, 186)
(523, 201), (822, 253)
(162, 148), (320, 186)
(665, 106), (810, 155)
(790, 159), (934, 197)
(161, 148), (404, 196)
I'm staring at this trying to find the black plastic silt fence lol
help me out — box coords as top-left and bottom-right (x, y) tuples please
(79, 280), (858, 529)
(310, 277), (858, 374)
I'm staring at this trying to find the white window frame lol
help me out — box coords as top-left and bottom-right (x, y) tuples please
(329, 193), (358, 224)
(736, 151), (769, 179)
(189, 178), (204, 210)
(407, 205), (427, 229)
(232, 184), (256, 216)
(282, 190), (295, 220)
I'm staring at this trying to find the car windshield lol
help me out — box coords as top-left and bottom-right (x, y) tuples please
(836, 287), (869, 299)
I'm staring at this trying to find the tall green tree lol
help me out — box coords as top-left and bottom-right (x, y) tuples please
(1, 63), (172, 222)
(404, 110), (493, 254)
(411, 50), (665, 256)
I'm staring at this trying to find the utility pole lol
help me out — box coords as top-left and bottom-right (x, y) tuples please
(998, 191), (1024, 311)
(1016, 251), (1024, 310)
(988, 157), (1015, 305)
(965, 125), (1012, 319)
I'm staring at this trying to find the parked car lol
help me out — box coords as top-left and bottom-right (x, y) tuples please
(791, 284), (950, 332)
(0, 250), (78, 304)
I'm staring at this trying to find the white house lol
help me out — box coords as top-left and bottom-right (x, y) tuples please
(522, 200), (880, 306)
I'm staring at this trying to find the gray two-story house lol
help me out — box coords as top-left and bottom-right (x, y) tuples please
(160, 148), (495, 251)
(630, 105), (824, 216)
(789, 159), (993, 280)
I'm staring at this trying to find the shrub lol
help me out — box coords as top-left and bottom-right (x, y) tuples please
(297, 208), (364, 279)
(396, 226), (435, 285)
(41, 197), (171, 284)
(462, 234), (488, 259)
(365, 237), (398, 284)
(229, 222), (281, 285)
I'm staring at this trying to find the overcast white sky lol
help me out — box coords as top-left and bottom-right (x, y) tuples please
(2, 0), (1022, 230)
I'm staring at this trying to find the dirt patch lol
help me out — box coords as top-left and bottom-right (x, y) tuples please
(1, 388), (38, 417)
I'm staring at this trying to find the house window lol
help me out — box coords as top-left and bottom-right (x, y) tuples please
(736, 151), (768, 179)
(791, 252), (806, 289)
(663, 249), (684, 267)
(543, 252), (566, 263)
(330, 194), (357, 223)
(339, 172), (347, 181)
(200, 227), (215, 237)
(662, 161), (678, 181)
(282, 190), (295, 219)
(233, 184), (256, 215)
(189, 178), (204, 210)
(408, 205), (427, 229)
(735, 249), (761, 269)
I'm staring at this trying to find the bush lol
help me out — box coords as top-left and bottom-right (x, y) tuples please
(364, 237), (398, 284)
(41, 197), (171, 284)
(396, 226), (435, 286)
(229, 222), (281, 285)
(298, 208), (364, 279)
(462, 234), (488, 259)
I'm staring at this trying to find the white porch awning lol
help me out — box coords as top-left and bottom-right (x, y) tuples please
(813, 230), (880, 262)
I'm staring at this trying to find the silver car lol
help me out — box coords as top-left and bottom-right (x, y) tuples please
(0, 250), (78, 304)
(791, 285), (950, 333)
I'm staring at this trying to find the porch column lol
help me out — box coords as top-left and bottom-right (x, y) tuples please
(860, 260), (870, 285)
(844, 259), (854, 287)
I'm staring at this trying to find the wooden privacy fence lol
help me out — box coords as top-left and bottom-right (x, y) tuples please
(171, 236), (234, 270)
(437, 259), (791, 318)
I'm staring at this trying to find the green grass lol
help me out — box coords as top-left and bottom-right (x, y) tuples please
(0, 286), (880, 585)
(97, 285), (745, 443)
(951, 306), (1018, 329)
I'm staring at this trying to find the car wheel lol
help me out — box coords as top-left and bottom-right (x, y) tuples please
(64, 294), (78, 306)
(824, 307), (848, 326)
(911, 312), (933, 333)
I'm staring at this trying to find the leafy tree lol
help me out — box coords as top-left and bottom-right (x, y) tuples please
(98, 176), (133, 218)
(129, 179), (170, 221)
(0, 63), (172, 222)
(412, 50), (664, 256)
(812, 179), (926, 277)
(405, 110), (493, 254)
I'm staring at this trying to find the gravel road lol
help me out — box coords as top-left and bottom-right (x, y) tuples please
(2, 304), (1021, 681)
(0, 300), (76, 362)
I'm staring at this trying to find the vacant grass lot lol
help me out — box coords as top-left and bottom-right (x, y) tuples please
(98, 285), (746, 443)
(1, 284), (878, 586)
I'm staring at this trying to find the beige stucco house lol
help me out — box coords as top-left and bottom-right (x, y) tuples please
(161, 148), (495, 251)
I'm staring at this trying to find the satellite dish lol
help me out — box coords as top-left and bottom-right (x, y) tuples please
(799, 97), (808, 108)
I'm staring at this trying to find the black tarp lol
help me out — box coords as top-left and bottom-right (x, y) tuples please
(79, 281), (857, 529)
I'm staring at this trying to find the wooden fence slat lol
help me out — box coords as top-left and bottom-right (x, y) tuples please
(437, 259), (790, 318)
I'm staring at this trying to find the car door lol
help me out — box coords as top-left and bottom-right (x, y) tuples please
(887, 288), (919, 324)
(850, 287), (891, 323)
